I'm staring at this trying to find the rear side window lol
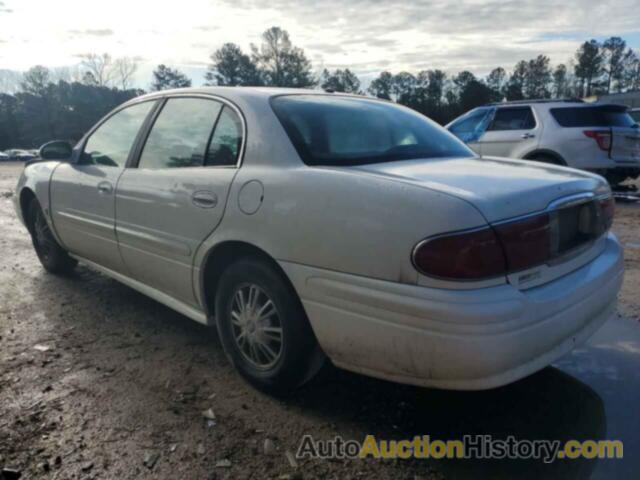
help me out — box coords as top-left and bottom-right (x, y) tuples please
(138, 98), (222, 169)
(551, 106), (636, 128)
(206, 107), (243, 166)
(271, 95), (473, 166)
(81, 101), (155, 167)
(630, 110), (640, 123)
(488, 107), (535, 131)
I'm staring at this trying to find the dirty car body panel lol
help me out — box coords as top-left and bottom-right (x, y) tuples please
(14, 87), (624, 391)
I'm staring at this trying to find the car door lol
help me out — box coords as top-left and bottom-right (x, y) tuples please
(479, 106), (540, 158)
(50, 100), (157, 273)
(115, 96), (244, 307)
(446, 107), (494, 155)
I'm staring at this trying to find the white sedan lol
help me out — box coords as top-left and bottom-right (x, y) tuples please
(14, 88), (624, 393)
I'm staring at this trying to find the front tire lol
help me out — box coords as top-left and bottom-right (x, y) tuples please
(28, 200), (77, 274)
(215, 258), (320, 394)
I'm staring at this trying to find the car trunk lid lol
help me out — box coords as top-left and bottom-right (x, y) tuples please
(350, 156), (609, 223)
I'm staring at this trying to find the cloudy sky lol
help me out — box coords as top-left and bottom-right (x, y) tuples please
(1, 0), (639, 87)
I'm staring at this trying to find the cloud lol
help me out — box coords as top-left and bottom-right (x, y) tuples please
(68, 29), (114, 37)
(220, 0), (640, 74)
(0, 0), (639, 85)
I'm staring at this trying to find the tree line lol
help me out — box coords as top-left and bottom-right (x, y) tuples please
(1, 26), (639, 150)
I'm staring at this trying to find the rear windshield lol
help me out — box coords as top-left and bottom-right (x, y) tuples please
(271, 95), (473, 166)
(550, 105), (636, 128)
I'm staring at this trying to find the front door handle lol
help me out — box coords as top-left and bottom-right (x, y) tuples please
(97, 181), (113, 194)
(521, 133), (535, 139)
(192, 191), (218, 209)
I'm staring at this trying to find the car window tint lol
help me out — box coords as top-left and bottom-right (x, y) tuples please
(139, 98), (222, 169)
(488, 107), (535, 131)
(206, 107), (243, 166)
(81, 101), (155, 167)
(271, 95), (473, 166)
(550, 106), (636, 128)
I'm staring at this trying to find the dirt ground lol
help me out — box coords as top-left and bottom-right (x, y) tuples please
(0, 162), (638, 480)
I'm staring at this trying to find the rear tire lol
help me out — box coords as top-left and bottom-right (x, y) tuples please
(214, 257), (320, 394)
(27, 200), (77, 274)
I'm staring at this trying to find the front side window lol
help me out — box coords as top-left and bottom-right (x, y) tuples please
(488, 107), (536, 131)
(271, 95), (473, 166)
(81, 101), (155, 167)
(448, 108), (494, 142)
(138, 98), (222, 169)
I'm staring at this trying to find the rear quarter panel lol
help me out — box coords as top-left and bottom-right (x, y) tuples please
(193, 161), (490, 307)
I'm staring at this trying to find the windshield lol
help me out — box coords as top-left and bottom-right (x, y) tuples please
(550, 105), (636, 128)
(271, 95), (474, 166)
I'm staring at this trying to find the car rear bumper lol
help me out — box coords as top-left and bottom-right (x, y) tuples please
(280, 233), (623, 390)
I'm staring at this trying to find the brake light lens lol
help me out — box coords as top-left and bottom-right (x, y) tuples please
(413, 214), (553, 280)
(584, 130), (612, 151)
(494, 213), (551, 272)
(413, 198), (613, 282)
(599, 195), (615, 231)
(412, 227), (506, 280)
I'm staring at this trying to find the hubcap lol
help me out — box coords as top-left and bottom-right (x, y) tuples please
(230, 283), (283, 370)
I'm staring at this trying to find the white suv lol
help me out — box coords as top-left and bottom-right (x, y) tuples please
(446, 100), (640, 185)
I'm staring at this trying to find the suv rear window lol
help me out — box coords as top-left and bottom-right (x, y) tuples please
(550, 105), (636, 128)
(271, 95), (473, 166)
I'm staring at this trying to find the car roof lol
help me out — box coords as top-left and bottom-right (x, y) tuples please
(128, 86), (363, 105)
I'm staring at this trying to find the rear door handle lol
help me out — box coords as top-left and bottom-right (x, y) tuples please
(97, 181), (113, 194)
(521, 133), (535, 139)
(191, 191), (218, 209)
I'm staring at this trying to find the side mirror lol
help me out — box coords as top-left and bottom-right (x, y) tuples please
(39, 140), (73, 161)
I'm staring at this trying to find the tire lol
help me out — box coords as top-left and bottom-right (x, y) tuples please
(215, 257), (320, 394)
(27, 200), (77, 274)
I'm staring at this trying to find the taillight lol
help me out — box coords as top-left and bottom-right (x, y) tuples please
(598, 195), (615, 231)
(494, 213), (551, 272)
(412, 227), (506, 280)
(584, 130), (612, 151)
(413, 198), (613, 281)
(413, 213), (553, 281)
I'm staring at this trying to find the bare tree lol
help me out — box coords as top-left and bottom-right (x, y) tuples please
(79, 53), (115, 87)
(114, 57), (139, 90)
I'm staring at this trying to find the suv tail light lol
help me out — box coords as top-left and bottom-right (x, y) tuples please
(584, 130), (612, 151)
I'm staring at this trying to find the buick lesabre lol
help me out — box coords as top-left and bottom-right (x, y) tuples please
(14, 88), (624, 393)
